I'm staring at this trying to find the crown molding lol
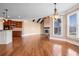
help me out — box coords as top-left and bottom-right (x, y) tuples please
(63, 4), (79, 15)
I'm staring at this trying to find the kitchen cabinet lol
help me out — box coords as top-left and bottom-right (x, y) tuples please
(12, 21), (22, 37)
(0, 30), (12, 44)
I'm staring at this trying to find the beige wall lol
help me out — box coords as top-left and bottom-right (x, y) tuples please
(10, 19), (43, 36)
(22, 20), (42, 36)
(50, 17), (53, 37)
(63, 14), (67, 38)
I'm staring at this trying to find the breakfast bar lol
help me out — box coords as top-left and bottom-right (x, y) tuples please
(0, 30), (12, 44)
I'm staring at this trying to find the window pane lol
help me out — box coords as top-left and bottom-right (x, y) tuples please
(69, 14), (77, 37)
(54, 19), (61, 35)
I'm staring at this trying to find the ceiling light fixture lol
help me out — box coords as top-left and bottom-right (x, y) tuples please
(4, 8), (8, 19)
(52, 3), (60, 20)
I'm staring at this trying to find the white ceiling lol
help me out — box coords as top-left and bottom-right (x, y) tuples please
(0, 3), (78, 20)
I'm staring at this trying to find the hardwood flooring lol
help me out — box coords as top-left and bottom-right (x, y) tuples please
(0, 35), (79, 56)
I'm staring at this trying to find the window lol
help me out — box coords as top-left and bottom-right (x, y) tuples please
(53, 16), (63, 37)
(67, 11), (78, 38)
(69, 14), (77, 37)
(54, 19), (61, 35)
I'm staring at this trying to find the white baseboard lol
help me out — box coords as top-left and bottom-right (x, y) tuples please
(7, 40), (12, 44)
(22, 33), (41, 37)
(0, 41), (10, 44)
(50, 37), (79, 46)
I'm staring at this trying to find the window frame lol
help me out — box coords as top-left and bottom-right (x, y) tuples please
(52, 16), (63, 37)
(67, 10), (79, 39)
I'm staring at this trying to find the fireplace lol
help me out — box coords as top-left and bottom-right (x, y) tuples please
(44, 27), (49, 35)
(45, 30), (49, 33)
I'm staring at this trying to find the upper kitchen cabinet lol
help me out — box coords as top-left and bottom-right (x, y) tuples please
(13, 21), (22, 28)
(3, 20), (14, 30)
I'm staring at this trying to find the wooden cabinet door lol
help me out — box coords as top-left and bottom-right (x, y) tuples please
(15, 21), (22, 28)
(13, 31), (22, 37)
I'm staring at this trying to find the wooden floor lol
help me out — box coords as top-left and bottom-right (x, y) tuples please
(0, 35), (79, 56)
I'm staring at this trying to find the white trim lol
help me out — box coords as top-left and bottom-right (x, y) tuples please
(67, 13), (69, 37)
(22, 33), (41, 37)
(0, 42), (8, 44)
(0, 41), (7, 44)
(50, 37), (79, 46)
(7, 39), (12, 44)
(52, 18), (54, 36)
(49, 17), (53, 37)
(77, 11), (79, 38)
(61, 16), (64, 37)
(0, 41), (12, 44)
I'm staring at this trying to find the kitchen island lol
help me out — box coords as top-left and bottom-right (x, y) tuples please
(0, 30), (12, 44)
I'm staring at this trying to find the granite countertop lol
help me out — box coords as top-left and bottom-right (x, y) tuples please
(12, 28), (22, 31)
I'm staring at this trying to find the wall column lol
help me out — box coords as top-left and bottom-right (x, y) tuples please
(63, 15), (67, 39)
